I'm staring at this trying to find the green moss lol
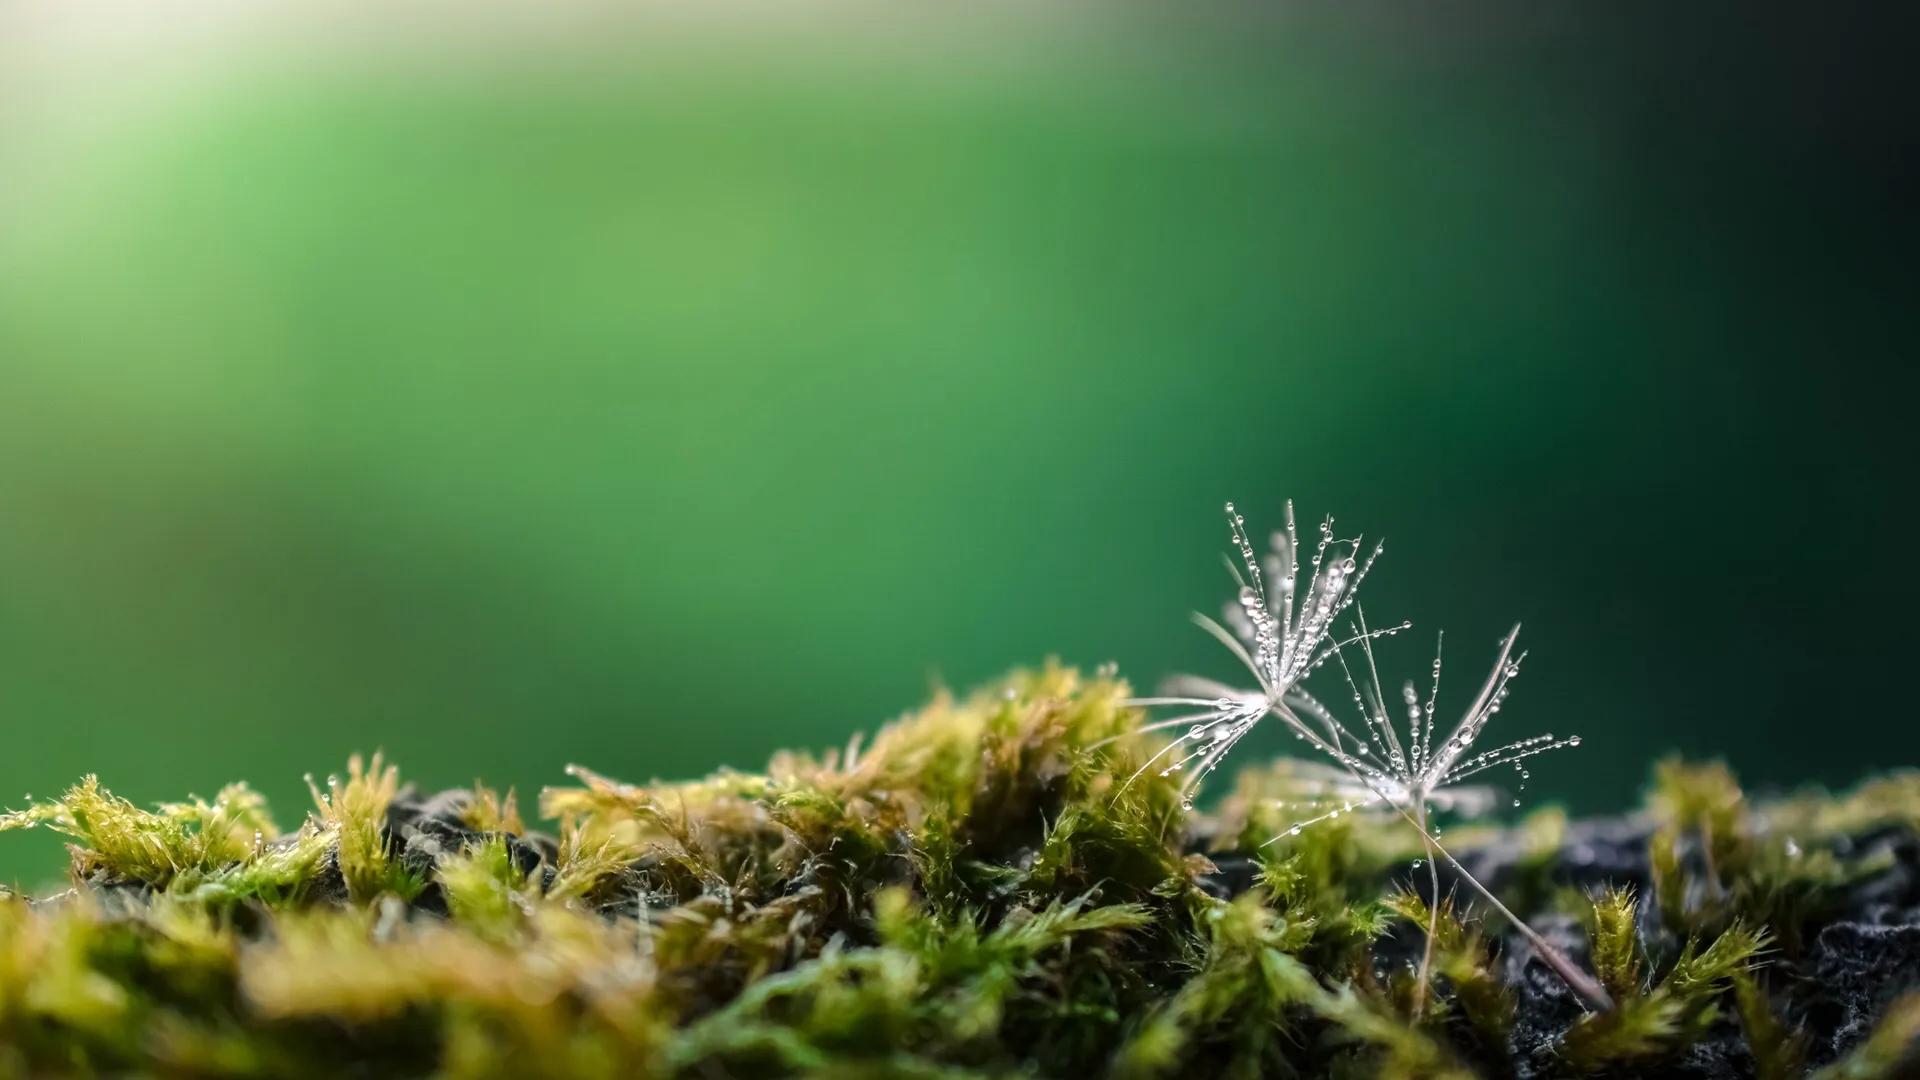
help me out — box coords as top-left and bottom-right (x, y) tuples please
(1381, 893), (1513, 1056)
(306, 753), (414, 904)
(1586, 888), (1645, 1004)
(0, 777), (273, 889)
(0, 665), (1915, 1077)
(1732, 970), (1809, 1080)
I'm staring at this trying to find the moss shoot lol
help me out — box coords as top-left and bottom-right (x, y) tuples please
(1, 665), (1916, 1078)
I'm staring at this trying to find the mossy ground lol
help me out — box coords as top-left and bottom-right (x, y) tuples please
(2, 665), (1916, 1078)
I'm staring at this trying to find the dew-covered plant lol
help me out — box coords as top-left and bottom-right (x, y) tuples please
(1119, 501), (1400, 803)
(1129, 501), (1609, 1011)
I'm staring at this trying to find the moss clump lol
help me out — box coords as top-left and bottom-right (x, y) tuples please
(1, 664), (1916, 1078)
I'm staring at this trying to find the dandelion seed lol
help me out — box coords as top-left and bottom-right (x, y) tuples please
(1116, 501), (1398, 801)
(1124, 499), (1611, 1013)
(1130, 502), (1579, 829)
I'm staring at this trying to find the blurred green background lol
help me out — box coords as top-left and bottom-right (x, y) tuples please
(1, 5), (1913, 885)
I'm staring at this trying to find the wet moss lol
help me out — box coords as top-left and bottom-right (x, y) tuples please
(0, 665), (1915, 1078)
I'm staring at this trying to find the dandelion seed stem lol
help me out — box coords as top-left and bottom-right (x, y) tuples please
(1414, 801), (1440, 1019)
(1394, 803), (1614, 1013)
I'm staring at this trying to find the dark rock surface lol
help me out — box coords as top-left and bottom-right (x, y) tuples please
(383, 788), (559, 913)
(1442, 816), (1919, 1078)
(1195, 810), (1920, 1078)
